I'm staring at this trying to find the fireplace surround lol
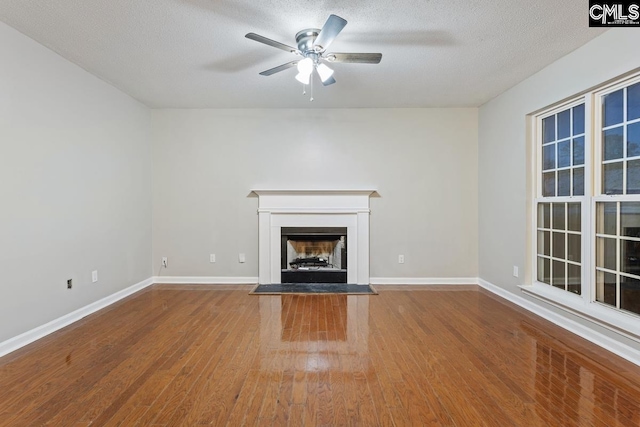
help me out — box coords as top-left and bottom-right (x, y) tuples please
(252, 190), (375, 285)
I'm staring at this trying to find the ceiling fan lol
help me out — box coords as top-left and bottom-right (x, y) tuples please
(245, 14), (382, 98)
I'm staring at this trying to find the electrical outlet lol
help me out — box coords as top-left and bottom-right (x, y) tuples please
(92, 270), (98, 283)
(513, 266), (519, 278)
(398, 254), (405, 264)
(162, 257), (168, 268)
(67, 279), (73, 289)
(210, 254), (216, 263)
(239, 253), (246, 263)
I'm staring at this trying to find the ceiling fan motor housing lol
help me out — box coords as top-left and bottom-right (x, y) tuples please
(295, 29), (321, 53)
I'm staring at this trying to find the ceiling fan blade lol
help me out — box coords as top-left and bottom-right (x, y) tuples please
(313, 14), (347, 51)
(245, 33), (299, 54)
(259, 61), (300, 76)
(325, 53), (382, 64)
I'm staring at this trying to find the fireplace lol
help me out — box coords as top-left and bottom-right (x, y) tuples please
(252, 189), (375, 285)
(281, 227), (347, 283)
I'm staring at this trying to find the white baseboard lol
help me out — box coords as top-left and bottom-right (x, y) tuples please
(153, 276), (259, 285)
(155, 276), (477, 286)
(478, 278), (640, 367)
(370, 277), (478, 285)
(0, 277), (154, 358)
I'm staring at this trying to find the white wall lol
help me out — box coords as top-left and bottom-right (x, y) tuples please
(0, 22), (152, 342)
(152, 108), (478, 280)
(479, 29), (640, 350)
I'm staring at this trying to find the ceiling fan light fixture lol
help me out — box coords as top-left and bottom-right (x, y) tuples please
(316, 63), (334, 83)
(297, 58), (314, 74)
(295, 72), (311, 85)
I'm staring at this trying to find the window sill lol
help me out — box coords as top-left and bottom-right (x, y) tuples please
(520, 282), (640, 342)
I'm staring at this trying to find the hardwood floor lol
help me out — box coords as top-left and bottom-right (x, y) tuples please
(1, 284), (640, 426)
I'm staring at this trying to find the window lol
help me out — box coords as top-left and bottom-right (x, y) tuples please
(595, 202), (640, 315)
(532, 73), (640, 330)
(541, 104), (585, 197)
(594, 79), (640, 316)
(537, 202), (582, 294)
(600, 82), (640, 195)
(536, 103), (586, 296)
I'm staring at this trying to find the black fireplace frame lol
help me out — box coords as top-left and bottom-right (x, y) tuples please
(281, 227), (347, 283)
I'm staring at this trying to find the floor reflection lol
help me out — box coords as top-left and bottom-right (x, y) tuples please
(523, 322), (640, 426)
(280, 295), (348, 342)
(259, 295), (369, 372)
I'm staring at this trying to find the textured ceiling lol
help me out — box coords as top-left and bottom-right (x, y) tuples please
(0, 0), (605, 108)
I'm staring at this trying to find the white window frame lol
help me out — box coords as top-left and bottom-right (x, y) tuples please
(592, 73), (640, 317)
(593, 74), (640, 196)
(530, 97), (592, 303)
(524, 72), (640, 342)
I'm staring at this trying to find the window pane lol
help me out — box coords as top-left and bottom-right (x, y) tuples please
(567, 264), (581, 295)
(573, 104), (585, 135)
(621, 275), (640, 315)
(628, 81), (640, 121)
(552, 203), (565, 230)
(573, 136), (584, 165)
(538, 231), (550, 256)
(558, 109), (571, 139)
(567, 234), (581, 262)
(596, 270), (617, 306)
(628, 159), (640, 194)
(538, 203), (551, 228)
(621, 239), (640, 276)
(621, 202), (640, 237)
(604, 89), (624, 127)
(557, 140), (571, 168)
(628, 122), (640, 157)
(603, 162), (623, 195)
(543, 115), (556, 143)
(597, 237), (617, 271)
(568, 203), (581, 232)
(537, 257), (550, 284)
(572, 168), (584, 196)
(552, 260), (565, 289)
(603, 127), (624, 160)
(543, 144), (556, 170)
(553, 232), (565, 259)
(572, 167), (584, 196)
(543, 172), (555, 196)
(597, 202), (617, 235)
(557, 170), (570, 196)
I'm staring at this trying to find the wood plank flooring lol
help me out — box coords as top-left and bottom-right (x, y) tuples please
(1, 284), (640, 426)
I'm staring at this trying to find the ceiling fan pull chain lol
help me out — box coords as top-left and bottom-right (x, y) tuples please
(310, 75), (314, 102)
(302, 84), (306, 95)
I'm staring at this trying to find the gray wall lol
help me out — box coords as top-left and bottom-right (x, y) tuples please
(0, 22), (152, 342)
(478, 29), (640, 350)
(152, 108), (479, 280)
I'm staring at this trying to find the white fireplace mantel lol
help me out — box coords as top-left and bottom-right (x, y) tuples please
(252, 189), (376, 285)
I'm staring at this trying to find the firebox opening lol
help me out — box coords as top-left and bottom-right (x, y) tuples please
(281, 227), (347, 283)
